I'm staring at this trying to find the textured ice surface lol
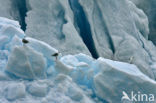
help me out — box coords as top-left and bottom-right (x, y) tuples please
(0, 5), (156, 103)
(0, 0), (91, 56)
(25, 0), (91, 56)
(130, 0), (156, 45)
(0, 0), (155, 71)
(94, 58), (156, 103)
(0, 17), (156, 103)
(6, 46), (47, 79)
(0, 17), (95, 103)
(79, 0), (156, 79)
(0, 0), (28, 31)
(6, 83), (26, 101)
(0, 0), (16, 19)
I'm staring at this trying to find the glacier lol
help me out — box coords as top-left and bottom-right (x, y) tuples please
(130, 0), (156, 45)
(0, 0), (156, 80)
(78, 0), (156, 79)
(0, 0), (156, 102)
(0, 0), (27, 31)
(25, 0), (91, 56)
(0, 0), (91, 56)
(0, 17), (156, 103)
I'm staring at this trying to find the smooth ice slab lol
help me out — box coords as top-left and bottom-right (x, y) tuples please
(94, 58), (156, 103)
(6, 46), (47, 79)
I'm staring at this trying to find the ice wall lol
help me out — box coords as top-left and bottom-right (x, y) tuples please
(78, 0), (156, 78)
(0, 0), (16, 20)
(130, 0), (156, 45)
(0, 0), (156, 79)
(0, 0), (28, 31)
(25, 0), (91, 56)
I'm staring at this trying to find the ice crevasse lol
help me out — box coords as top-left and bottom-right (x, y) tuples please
(0, 17), (156, 103)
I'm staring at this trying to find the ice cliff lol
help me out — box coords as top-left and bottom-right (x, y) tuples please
(0, 0), (156, 79)
(130, 0), (156, 45)
(78, 0), (156, 79)
(0, 17), (156, 103)
(0, 0), (156, 102)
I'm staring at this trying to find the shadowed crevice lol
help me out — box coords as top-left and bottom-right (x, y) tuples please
(12, 0), (28, 31)
(69, 0), (99, 59)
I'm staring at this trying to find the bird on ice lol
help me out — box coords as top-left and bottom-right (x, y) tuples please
(52, 52), (59, 60)
(22, 36), (29, 44)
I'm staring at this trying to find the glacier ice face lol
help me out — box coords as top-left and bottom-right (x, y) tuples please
(0, 0), (16, 20)
(0, 0), (28, 31)
(130, 0), (156, 45)
(25, 0), (91, 56)
(0, 4), (156, 103)
(78, 0), (156, 79)
(0, 0), (91, 56)
(128, 0), (149, 39)
(0, 0), (155, 66)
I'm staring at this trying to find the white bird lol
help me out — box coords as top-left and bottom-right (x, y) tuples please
(129, 56), (134, 64)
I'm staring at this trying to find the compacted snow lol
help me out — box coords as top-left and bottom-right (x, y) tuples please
(0, 17), (156, 103)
